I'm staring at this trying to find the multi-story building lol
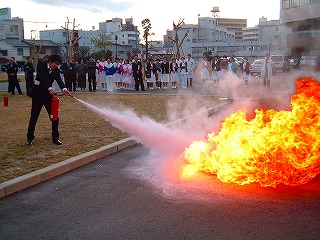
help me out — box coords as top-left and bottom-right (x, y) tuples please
(242, 26), (259, 42)
(163, 17), (236, 62)
(163, 15), (292, 62)
(39, 17), (140, 60)
(99, 18), (140, 54)
(0, 16), (24, 40)
(280, 0), (320, 58)
(0, 8), (28, 63)
(217, 18), (247, 41)
(258, 17), (291, 54)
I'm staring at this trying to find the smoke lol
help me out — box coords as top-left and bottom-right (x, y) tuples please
(74, 70), (302, 159)
(75, 97), (217, 156)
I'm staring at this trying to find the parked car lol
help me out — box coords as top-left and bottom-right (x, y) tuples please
(1, 65), (7, 72)
(250, 59), (276, 75)
(311, 56), (318, 67)
(289, 58), (300, 69)
(235, 57), (245, 64)
(271, 55), (290, 72)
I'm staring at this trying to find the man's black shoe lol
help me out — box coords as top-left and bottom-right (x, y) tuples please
(52, 139), (62, 145)
(142, 89), (146, 91)
(26, 140), (33, 146)
(19, 92), (24, 95)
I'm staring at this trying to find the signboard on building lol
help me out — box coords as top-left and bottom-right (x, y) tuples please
(0, 8), (11, 20)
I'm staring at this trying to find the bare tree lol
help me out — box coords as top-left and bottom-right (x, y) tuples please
(169, 19), (188, 56)
(61, 17), (81, 58)
(31, 40), (42, 65)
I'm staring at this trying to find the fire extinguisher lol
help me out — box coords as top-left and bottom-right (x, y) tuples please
(50, 96), (59, 120)
(3, 95), (8, 107)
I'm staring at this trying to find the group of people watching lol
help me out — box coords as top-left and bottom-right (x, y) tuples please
(5, 52), (275, 97)
(199, 55), (250, 87)
(57, 53), (197, 92)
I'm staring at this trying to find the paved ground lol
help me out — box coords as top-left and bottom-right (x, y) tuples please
(1, 144), (320, 240)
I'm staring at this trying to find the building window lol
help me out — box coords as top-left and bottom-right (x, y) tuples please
(17, 48), (23, 56)
(0, 50), (8, 56)
(51, 49), (58, 54)
(40, 48), (46, 54)
(293, 0), (300, 7)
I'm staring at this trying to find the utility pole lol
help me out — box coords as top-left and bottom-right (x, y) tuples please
(30, 30), (42, 65)
(61, 17), (81, 58)
(115, 35), (118, 58)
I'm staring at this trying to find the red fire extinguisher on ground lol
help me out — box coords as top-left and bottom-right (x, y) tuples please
(50, 96), (59, 120)
(3, 95), (8, 107)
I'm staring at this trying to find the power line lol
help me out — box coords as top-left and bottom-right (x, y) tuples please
(23, 20), (61, 24)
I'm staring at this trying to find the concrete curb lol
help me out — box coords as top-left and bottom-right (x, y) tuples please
(0, 101), (231, 199)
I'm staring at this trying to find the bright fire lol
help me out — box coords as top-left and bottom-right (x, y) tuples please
(181, 77), (320, 187)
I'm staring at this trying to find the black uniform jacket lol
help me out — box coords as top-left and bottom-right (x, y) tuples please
(33, 61), (66, 99)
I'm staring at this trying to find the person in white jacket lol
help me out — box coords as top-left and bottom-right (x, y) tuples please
(187, 53), (195, 87)
(261, 53), (273, 87)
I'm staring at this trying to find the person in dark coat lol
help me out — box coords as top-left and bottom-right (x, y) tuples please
(132, 55), (145, 91)
(26, 54), (70, 146)
(87, 56), (98, 92)
(24, 56), (35, 94)
(211, 55), (221, 85)
(77, 59), (87, 91)
(6, 57), (23, 95)
(60, 56), (76, 91)
(241, 57), (250, 86)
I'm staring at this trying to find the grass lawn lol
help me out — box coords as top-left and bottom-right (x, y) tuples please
(0, 91), (220, 183)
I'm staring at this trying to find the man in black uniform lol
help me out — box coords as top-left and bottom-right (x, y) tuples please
(132, 55), (145, 91)
(6, 57), (23, 95)
(24, 56), (35, 94)
(60, 56), (76, 91)
(26, 54), (70, 146)
(87, 56), (98, 92)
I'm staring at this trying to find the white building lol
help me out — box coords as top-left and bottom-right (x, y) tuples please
(0, 8), (27, 63)
(0, 16), (24, 40)
(164, 15), (292, 62)
(0, 38), (30, 63)
(40, 29), (100, 50)
(99, 18), (140, 52)
(39, 17), (140, 59)
(164, 17), (236, 62)
(242, 26), (259, 41)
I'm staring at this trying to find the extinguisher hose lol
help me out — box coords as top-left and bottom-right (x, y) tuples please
(55, 93), (74, 98)
(54, 92), (76, 100)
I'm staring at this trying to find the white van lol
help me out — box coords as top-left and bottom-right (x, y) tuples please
(271, 55), (290, 72)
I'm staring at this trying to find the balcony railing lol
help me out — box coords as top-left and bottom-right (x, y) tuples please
(288, 29), (320, 39)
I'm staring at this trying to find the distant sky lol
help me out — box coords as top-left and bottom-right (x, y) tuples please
(1, 0), (280, 40)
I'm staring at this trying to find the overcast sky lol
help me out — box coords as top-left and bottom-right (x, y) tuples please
(1, 0), (280, 40)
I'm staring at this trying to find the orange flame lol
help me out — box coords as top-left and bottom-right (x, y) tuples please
(181, 77), (320, 187)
